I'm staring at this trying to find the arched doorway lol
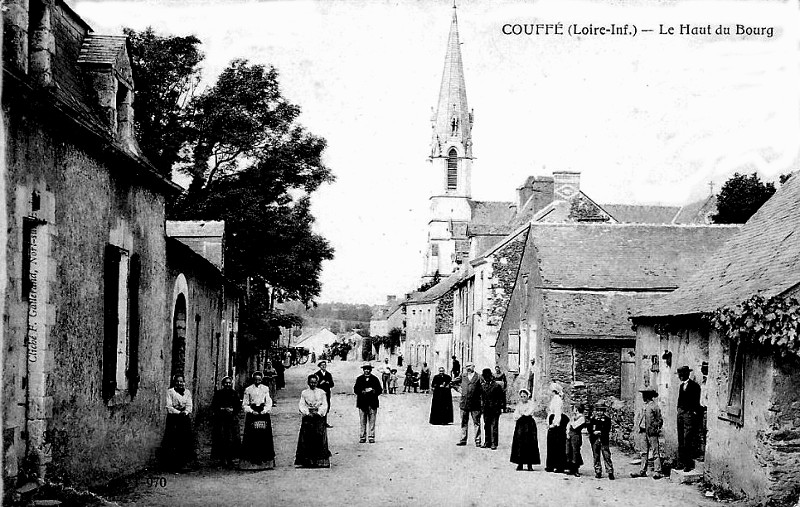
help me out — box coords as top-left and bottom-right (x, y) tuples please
(171, 294), (187, 380)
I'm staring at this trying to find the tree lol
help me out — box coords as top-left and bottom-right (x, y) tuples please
(416, 271), (441, 292)
(712, 172), (776, 224)
(124, 28), (203, 176)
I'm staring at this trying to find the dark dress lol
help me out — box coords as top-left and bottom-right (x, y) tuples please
(546, 413), (569, 472)
(162, 388), (196, 471)
(419, 368), (431, 391)
(211, 387), (241, 464)
(295, 415), (331, 467)
(510, 412), (541, 465)
(566, 419), (585, 473)
(429, 373), (454, 425)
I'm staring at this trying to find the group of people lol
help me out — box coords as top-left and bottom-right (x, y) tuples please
(376, 359), (433, 394)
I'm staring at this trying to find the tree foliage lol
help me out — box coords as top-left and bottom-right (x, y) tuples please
(416, 271), (441, 293)
(708, 295), (800, 358)
(712, 172), (776, 224)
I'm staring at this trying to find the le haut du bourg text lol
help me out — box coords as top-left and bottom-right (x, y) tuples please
(501, 23), (775, 38)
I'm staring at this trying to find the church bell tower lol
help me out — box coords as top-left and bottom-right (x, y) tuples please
(423, 5), (474, 282)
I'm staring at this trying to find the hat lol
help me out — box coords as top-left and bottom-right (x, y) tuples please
(481, 368), (493, 379)
(639, 388), (658, 397)
(593, 401), (607, 409)
(550, 382), (563, 395)
(361, 363), (373, 370)
(317, 360), (327, 367)
(676, 366), (692, 375)
(465, 362), (475, 368)
(518, 388), (531, 397)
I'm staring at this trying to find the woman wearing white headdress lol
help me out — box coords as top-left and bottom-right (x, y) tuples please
(545, 382), (568, 473)
(510, 388), (540, 471)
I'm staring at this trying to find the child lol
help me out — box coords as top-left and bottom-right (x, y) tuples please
(565, 404), (586, 476)
(389, 369), (399, 394)
(631, 389), (663, 479)
(587, 402), (614, 480)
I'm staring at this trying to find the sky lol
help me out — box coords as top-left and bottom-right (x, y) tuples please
(73, 0), (800, 305)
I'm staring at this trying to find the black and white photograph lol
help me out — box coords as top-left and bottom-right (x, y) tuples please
(2, 0), (800, 505)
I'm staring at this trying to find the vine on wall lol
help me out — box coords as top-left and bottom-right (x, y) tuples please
(707, 295), (800, 358)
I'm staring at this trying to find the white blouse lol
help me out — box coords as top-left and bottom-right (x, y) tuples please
(166, 388), (193, 415)
(299, 387), (329, 417)
(548, 394), (563, 424)
(514, 400), (536, 420)
(242, 384), (272, 414)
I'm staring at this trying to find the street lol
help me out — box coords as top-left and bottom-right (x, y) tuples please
(109, 361), (718, 507)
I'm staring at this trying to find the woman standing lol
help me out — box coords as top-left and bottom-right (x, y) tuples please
(429, 367), (454, 425)
(163, 374), (196, 472)
(493, 365), (508, 412)
(510, 388), (540, 471)
(263, 360), (278, 405)
(545, 382), (569, 473)
(419, 363), (431, 394)
(240, 371), (275, 470)
(211, 376), (241, 467)
(403, 365), (418, 393)
(295, 375), (331, 468)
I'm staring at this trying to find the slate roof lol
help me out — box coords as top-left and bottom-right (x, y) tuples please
(637, 174), (800, 318)
(601, 204), (680, 224)
(77, 35), (128, 66)
(672, 196), (716, 225)
(468, 224), (515, 236)
(408, 272), (462, 304)
(530, 223), (739, 289)
(469, 200), (516, 226)
(542, 291), (663, 337)
(166, 221), (225, 237)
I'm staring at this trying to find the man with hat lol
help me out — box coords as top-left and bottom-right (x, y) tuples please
(631, 389), (663, 479)
(314, 360), (335, 428)
(452, 362), (483, 446)
(353, 363), (382, 443)
(587, 401), (614, 480)
(676, 365), (701, 472)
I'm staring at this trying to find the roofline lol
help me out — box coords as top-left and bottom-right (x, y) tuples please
(59, 0), (93, 32)
(540, 286), (678, 293)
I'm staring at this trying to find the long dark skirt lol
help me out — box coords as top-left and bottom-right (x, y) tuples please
(295, 415), (331, 468)
(545, 414), (569, 471)
(566, 428), (584, 471)
(510, 415), (541, 465)
(211, 411), (240, 463)
(162, 413), (196, 471)
(429, 388), (454, 425)
(240, 413), (275, 470)
(420, 372), (431, 391)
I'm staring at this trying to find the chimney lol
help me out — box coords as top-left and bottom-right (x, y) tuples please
(3, 0), (30, 74)
(517, 176), (536, 209)
(29, 0), (55, 88)
(553, 171), (581, 201)
(518, 175), (555, 215)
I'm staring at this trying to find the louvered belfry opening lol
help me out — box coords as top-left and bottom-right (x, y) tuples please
(447, 149), (458, 190)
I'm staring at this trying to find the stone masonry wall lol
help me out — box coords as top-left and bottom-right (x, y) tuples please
(764, 354), (800, 504)
(435, 291), (453, 334)
(486, 231), (527, 328)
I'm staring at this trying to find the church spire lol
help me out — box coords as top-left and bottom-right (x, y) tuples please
(431, 5), (472, 163)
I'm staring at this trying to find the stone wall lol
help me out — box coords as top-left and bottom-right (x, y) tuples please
(765, 354), (800, 504)
(486, 231), (527, 328)
(435, 291), (453, 334)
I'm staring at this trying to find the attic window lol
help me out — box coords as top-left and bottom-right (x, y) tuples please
(447, 149), (458, 190)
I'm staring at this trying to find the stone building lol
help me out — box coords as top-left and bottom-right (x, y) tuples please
(631, 174), (800, 504)
(492, 223), (737, 446)
(405, 272), (460, 371)
(2, 1), (237, 491)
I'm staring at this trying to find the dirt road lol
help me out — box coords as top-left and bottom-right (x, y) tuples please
(109, 360), (719, 506)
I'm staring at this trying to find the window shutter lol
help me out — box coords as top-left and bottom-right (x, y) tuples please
(103, 245), (121, 400)
(127, 253), (141, 397)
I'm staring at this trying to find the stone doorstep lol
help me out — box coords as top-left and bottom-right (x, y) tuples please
(669, 468), (703, 485)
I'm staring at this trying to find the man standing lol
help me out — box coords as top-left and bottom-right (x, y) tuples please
(379, 358), (391, 394)
(314, 360), (335, 428)
(453, 362), (483, 446)
(631, 389), (663, 479)
(480, 368), (504, 450)
(676, 365), (701, 471)
(353, 363), (382, 443)
(451, 355), (461, 378)
(527, 358), (536, 395)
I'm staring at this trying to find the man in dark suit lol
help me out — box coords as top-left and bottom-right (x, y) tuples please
(353, 363), (382, 443)
(480, 368), (505, 450)
(314, 360), (335, 428)
(453, 362), (483, 446)
(676, 365), (701, 471)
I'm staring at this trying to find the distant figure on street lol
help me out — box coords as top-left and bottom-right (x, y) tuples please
(389, 369), (399, 394)
(493, 365), (508, 412)
(403, 365), (418, 393)
(453, 362), (483, 446)
(419, 363), (431, 393)
(429, 366), (453, 425)
(295, 375), (331, 468)
(451, 355), (461, 378)
(263, 359), (278, 404)
(283, 350), (292, 369)
(631, 388), (663, 479)
(380, 358), (392, 393)
(588, 401), (614, 480)
(480, 368), (504, 450)
(354, 363), (382, 443)
(314, 360), (335, 428)
(676, 365), (701, 472)
(274, 357), (285, 390)
(163, 374), (196, 472)
(240, 371), (275, 470)
(565, 404), (586, 476)
(311, 351), (316, 364)
(545, 383), (568, 473)
(211, 376), (241, 468)
(510, 388), (540, 471)
(397, 355), (404, 367)
(526, 358), (536, 395)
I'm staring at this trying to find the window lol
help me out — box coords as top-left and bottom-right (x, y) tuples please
(508, 330), (520, 372)
(431, 244), (439, 257)
(620, 347), (635, 401)
(103, 245), (134, 399)
(725, 339), (745, 423)
(447, 149), (458, 190)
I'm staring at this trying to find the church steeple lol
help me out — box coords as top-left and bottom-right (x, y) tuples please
(430, 5), (473, 197)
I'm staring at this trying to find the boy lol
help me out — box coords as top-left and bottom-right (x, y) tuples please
(389, 369), (398, 394)
(565, 404), (586, 476)
(631, 389), (663, 479)
(587, 401), (614, 480)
